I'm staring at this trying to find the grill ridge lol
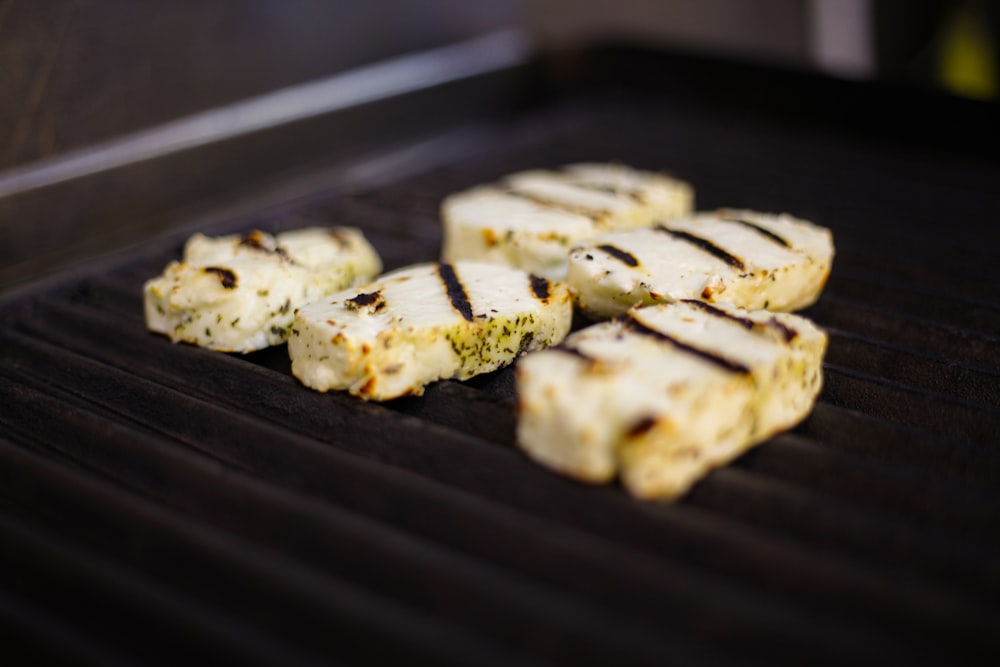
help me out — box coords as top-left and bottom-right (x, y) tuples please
(3, 51), (1000, 664)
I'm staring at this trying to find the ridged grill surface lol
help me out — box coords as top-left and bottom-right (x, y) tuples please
(1, 59), (999, 666)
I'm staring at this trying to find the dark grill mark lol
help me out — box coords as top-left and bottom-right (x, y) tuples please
(682, 300), (798, 343)
(240, 231), (292, 261)
(681, 300), (755, 331)
(505, 190), (607, 220)
(622, 314), (751, 375)
(627, 416), (658, 438)
(204, 267), (237, 289)
(529, 274), (551, 301)
(346, 291), (385, 312)
(438, 263), (474, 322)
(656, 226), (746, 271)
(554, 344), (598, 363)
(720, 215), (791, 247)
(327, 229), (351, 246)
(570, 181), (645, 203)
(597, 244), (639, 267)
(239, 231), (268, 250)
(768, 318), (799, 342)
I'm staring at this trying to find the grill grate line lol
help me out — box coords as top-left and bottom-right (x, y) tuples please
(824, 272), (1000, 334)
(0, 390), (852, 664)
(831, 248), (1000, 301)
(0, 439), (556, 667)
(806, 295), (1000, 372)
(0, 503), (329, 667)
(3, 69), (1000, 665)
(688, 463), (1000, 599)
(1, 378), (992, 664)
(823, 330), (1000, 407)
(747, 433), (1000, 542)
(4, 344), (997, 659)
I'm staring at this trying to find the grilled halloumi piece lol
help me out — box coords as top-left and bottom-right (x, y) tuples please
(567, 209), (834, 320)
(289, 261), (573, 401)
(441, 163), (693, 280)
(516, 300), (826, 499)
(144, 228), (381, 353)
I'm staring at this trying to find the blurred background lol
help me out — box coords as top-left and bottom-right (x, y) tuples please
(0, 0), (996, 286)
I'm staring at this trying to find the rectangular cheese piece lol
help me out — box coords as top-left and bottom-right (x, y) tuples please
(516, 300), (826, 499)
(288, 261), (573, 401)
(567, 209), (833, 320)
(441, 163), (693, 280)
(144, 227), (381, 352)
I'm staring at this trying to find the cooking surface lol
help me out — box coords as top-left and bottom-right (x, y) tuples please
(1, 49), (999, 665)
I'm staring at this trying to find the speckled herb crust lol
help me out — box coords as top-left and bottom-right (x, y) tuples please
(289, 261), (572, 401)
(516, 300), (826, 500)
(144, 227), (381, 352)
(441, 163), (694, 280)
(567, 208), (834, 320)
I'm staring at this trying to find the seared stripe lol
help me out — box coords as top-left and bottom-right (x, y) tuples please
(569, 181), (645, 203)
(597, 244), (639, 267)
(768, 317), (799, 342)
(505, 190), (607, 220)
(554, 344), (598, 363)
(239, 231), (269, 250)
(682, 299), (799, 342)
(240, 231), (293, 262)
(626, 416), (658, 439)
(720, 215), (791, 247)
(345, 290), (386, 313)
(681, 300), (755, 331)
(622, 314), (751, 375)
(204, 267), (237, 289)
(529, 274), (551, 301)
(655, 226), (746, 271)
(437, 263), (474, 322)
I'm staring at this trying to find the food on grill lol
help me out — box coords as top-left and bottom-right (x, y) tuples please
(288, 261), (573, 401)
(441, 163), (693, 280)
(567, 209), (834, 320)
(516, 300), (827, 499)
(144, 228), (381, 353)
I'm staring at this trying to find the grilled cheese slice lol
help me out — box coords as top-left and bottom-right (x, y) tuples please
(567, 209), (834, 320)
(144, 228), (381, 353)
(516, 300), (826, 499)
(288, 261), (573, 401)
(441, 163), (693, 280)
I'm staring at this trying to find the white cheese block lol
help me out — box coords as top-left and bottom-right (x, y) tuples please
(144, 228), (381, 353)
(567, 209), (834, 320)
(289, 261), (573, 401)
(441, 163), (693, 280)
(516, 300), (826, 499)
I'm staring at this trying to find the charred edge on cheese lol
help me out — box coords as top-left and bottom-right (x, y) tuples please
(621, 313), (752, 375)
(346, 290), (385, 313)
(768, 317), (799, 342)
(597, 244), (639, 267)
(655, 226), (746, 271)
(553, 344), (599, 364)
(720, 216), (791, 247)
(627, 416), (658, 438)
(327, 229), (351, 246)
(568, 181), (645, 203)
(239, 231), (268, 250)
(437, 263), (474, 322)
(240, 231), (292, 261)
(504, 189), (607, 220)
(204, 267), (237, 289)
(529, 274), (551, 301)
(683, 299), (797, 343)
(681, 299), (755, 331)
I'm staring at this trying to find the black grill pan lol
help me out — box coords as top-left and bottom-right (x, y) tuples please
(1, 45), (999, 666)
